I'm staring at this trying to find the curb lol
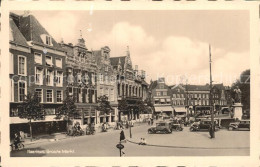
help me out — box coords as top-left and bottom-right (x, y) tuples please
(126, 139), (250, 150)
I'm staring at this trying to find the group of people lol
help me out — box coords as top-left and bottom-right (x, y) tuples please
(138, 138), (147, 145)
(147, 118), (154, 125)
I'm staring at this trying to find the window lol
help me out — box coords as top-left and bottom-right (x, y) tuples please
(46, 56), (52, 66)
(172, 94), (176, 98)
(35, 53), (42, 64)
(194, 94), (197, 98)
(35, 67), (43, 85)
(55, 58), (62, 68)
(10, 79), (14, 102)
(105, 66), (108, 72)
(105, 88), (109, 97)
(10, 53), (14, 74)
(46, 90), (53, 103)
(163, 91), (167, 96)
(56, 71), (63, 87)
(35, 89), (42, 103)
(91, 74), (95, 85)
(176, 94), (179, 98)
(11, 108), (19, 117)
(18, 55), (26, 75)
(46, 35), (52, 46)
(77, 73), (82, 83)
(46, 69), (54, 86)
(68, 87), (73, 96)
(110, 89), (114, 101)
(57, 90), (62, 103)
(99, 74), (103, 83)
(156, 92), (160, 96)
(159, 84), (164, 89)
(18, 81), (26, 102)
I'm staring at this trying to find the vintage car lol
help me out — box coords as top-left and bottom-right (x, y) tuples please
(148, 121), (172, 134)
(190, 119), (220, 132)
(228, 120), (250, 131)
(168, 119), (183, 131)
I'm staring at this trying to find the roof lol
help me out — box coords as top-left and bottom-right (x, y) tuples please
(212, 83), (225, 90)
(149, 80), (158, 91)
(18, 14), (63, 51)
(9, 18), (29, 47)
(141, 80), (149, 86)
(110, 56), (126, 71)
(186, 84), (210, 91)
(93, 50), (102, 65)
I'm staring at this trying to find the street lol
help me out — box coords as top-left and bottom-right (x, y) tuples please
(11, 123), (249, 157)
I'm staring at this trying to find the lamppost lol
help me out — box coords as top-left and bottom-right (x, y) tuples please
(129, 108), (133, 138)
(209, 44), (215, 138)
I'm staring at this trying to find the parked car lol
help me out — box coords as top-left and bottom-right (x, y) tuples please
(148, 121), (172, 134)
(190, 119), (220, 132)
(169, 119), (183, 131)
(228, 120), (250, 131)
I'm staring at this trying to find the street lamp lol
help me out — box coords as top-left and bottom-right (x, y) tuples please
(209, 44), (215, 138)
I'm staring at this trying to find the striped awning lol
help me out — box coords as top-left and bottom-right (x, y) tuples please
(174, 107), (187, 113)
(154, 106), (173, 112)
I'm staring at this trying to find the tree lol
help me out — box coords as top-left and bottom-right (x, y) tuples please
(136, 99), (146, 114)
(56, 90), (78, 131)
(118, 98), (129, 122)
(97, 95), (113, 115)
(18, 92), (45, 141)
(231, 69), (250, 110)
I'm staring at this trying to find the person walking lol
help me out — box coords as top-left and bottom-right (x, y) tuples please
(120, 130), (125, 142)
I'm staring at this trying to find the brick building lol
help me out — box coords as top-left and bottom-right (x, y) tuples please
(93, 46), (118, 124)
(9, 13), (67, 136)
(149, 78), (173, 116)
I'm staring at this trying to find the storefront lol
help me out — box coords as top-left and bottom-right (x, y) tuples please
(154, 106), (174, 116)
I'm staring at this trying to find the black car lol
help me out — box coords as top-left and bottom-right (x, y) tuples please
(228, 120), (250, 131)
(190, 119), (220, 132)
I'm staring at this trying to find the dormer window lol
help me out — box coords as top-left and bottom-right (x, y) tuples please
(40, 34), (53, 46)
(46, 35), (52, 45)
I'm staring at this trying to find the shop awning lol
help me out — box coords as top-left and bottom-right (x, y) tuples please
(174, 107), (187, 113)
(160, 99), (165, 102)
(154, 106), (173, 112)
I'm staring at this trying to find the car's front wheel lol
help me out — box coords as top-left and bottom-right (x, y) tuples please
(228, 127), (233, 131)
(148, 130), (153, 134)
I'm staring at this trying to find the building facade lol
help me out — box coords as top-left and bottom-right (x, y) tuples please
(110, 47), (148, 121)
(149, 78), (173, 116)
(9, 13), (67, 137)
(94, 46), (118, 124)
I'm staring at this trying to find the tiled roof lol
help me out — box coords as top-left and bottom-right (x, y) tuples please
(9, 18), (29, 47)
(19, 14), (63, 51)
(110, 56), (126, 71)
(186, 84), (210, 91)
(93, 50), (102, 65)
(148, 80), (158, 91)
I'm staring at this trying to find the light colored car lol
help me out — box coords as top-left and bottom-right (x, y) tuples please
(228, 120), (250, 131)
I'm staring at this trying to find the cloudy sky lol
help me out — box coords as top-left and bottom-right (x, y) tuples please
(13, 10), (250, 86)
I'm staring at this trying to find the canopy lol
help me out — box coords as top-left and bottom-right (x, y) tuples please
(174, 107), (187, 113)
(154, 106), (173, 112)
(160, 99), (165, 102)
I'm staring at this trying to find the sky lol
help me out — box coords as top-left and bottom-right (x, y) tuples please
(13, 10), (250, 86)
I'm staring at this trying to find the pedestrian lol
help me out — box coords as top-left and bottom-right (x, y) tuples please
(151, 118), (154, 125)
(120, 130), (125, 142)
(209, 123), (213, 139)
(139, 138), (143, 145)
(142, 138), (147, 145)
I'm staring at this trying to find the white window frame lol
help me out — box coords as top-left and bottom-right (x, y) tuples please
(55, 58), (62, 68)
(56, 90), (63, 103)
(10, 79), (14, 102)
(46, 35), (52, 46)
(35, 67), (43, 85)
(156, 92), (160, 96)
(46, 89), (53, 103)
(10, 53), (14, 74)
(18, 81), (27, 102)
(34, 52), (42, 64)
(35, 88), (43, 103)
(18, 55), (27, 76)
(56, 71), (63, 87)
(46, 69), (54, 86)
